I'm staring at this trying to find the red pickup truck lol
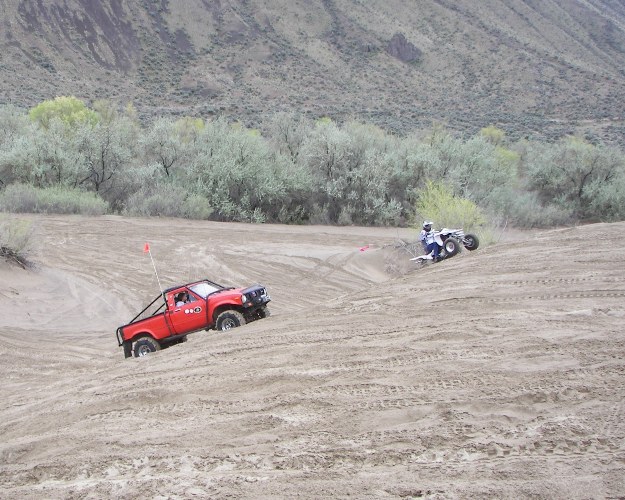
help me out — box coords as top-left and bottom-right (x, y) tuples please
(116, 279), (270, 358)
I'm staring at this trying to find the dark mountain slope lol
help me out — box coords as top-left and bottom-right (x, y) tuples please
(2, 0), (625, 142)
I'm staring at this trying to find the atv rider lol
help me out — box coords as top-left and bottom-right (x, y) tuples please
(420, 221), (441, 262)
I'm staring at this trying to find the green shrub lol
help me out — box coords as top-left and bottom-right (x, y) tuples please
(187, 118), (310, 223)
(503, 191), (572, 228)
(3, 103), (625, 229)
(415, 181), (487, 231)
(29, 96), (99, 129)
(299, 119), (402, 225)
(522, 137), (625, 221)
(0, 184), (109, 215)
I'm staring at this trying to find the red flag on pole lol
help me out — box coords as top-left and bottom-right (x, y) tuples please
(143, 241), (163, 292)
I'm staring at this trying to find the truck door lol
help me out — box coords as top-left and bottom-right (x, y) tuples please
(166, 289), (207, 335)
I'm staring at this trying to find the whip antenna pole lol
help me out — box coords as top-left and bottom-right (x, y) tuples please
(143, 242), (163, 294)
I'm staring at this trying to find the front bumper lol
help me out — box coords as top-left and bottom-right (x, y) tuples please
(241, 285), (271, 308)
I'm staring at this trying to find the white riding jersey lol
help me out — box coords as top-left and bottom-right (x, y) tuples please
(420, 229), (435, 245)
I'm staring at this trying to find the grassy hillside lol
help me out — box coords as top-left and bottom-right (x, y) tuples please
(2, 0), (625, 143)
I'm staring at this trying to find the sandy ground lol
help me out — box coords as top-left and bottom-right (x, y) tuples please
(0, 214), (624, 499)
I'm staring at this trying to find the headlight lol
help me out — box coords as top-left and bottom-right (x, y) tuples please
(241, 294), (248, 303)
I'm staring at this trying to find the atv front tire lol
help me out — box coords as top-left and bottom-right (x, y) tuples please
(216, 310), (246, 331)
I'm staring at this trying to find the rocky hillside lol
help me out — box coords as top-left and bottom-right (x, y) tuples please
(2, 0), (625, 142)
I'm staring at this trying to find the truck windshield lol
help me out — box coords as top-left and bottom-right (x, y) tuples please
(189, 281), (223, 298)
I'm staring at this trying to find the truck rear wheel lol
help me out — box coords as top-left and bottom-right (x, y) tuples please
(216, 310), (246, 331)
(133, 337), (160, 357)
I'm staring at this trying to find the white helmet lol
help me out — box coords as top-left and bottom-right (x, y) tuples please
(423, 221), (433, 230)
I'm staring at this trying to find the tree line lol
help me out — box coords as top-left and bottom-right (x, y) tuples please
(1, 96), (624, 229)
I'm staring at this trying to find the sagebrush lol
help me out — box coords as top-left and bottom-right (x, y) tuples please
(1, 100), (625, 227)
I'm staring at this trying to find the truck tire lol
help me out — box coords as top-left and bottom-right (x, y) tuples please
(258, 306), (270, 319)
(216, 310), (246, 331)
(133, 337), (160, 357)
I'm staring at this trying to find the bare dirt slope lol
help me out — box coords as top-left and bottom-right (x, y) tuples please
(1, 215), (624, 498)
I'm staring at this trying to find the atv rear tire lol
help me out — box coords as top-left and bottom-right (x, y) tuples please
(463, 233), (480, 251)
(133, 337), (160, 357)
(216, 310), (246, 331)
(444, 237), (461, 258)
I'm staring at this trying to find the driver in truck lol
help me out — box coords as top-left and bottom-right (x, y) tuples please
(175, 291), (190, 306)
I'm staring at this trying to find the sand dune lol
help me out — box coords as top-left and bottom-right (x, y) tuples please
(1, 215), (624, 498)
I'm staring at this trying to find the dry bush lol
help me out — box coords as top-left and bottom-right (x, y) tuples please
(0, 216), (34, 268)
(124, 184), (212, 220)
(0, 184), (108, 215)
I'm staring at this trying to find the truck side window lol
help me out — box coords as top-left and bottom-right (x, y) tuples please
(174, 291), (197, 306)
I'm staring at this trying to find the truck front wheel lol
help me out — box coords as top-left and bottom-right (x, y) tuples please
(133, 337), (160, 357)
(216, 310), (246, 331)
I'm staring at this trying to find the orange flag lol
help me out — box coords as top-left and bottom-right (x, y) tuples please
(143, 242), (150, 253)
